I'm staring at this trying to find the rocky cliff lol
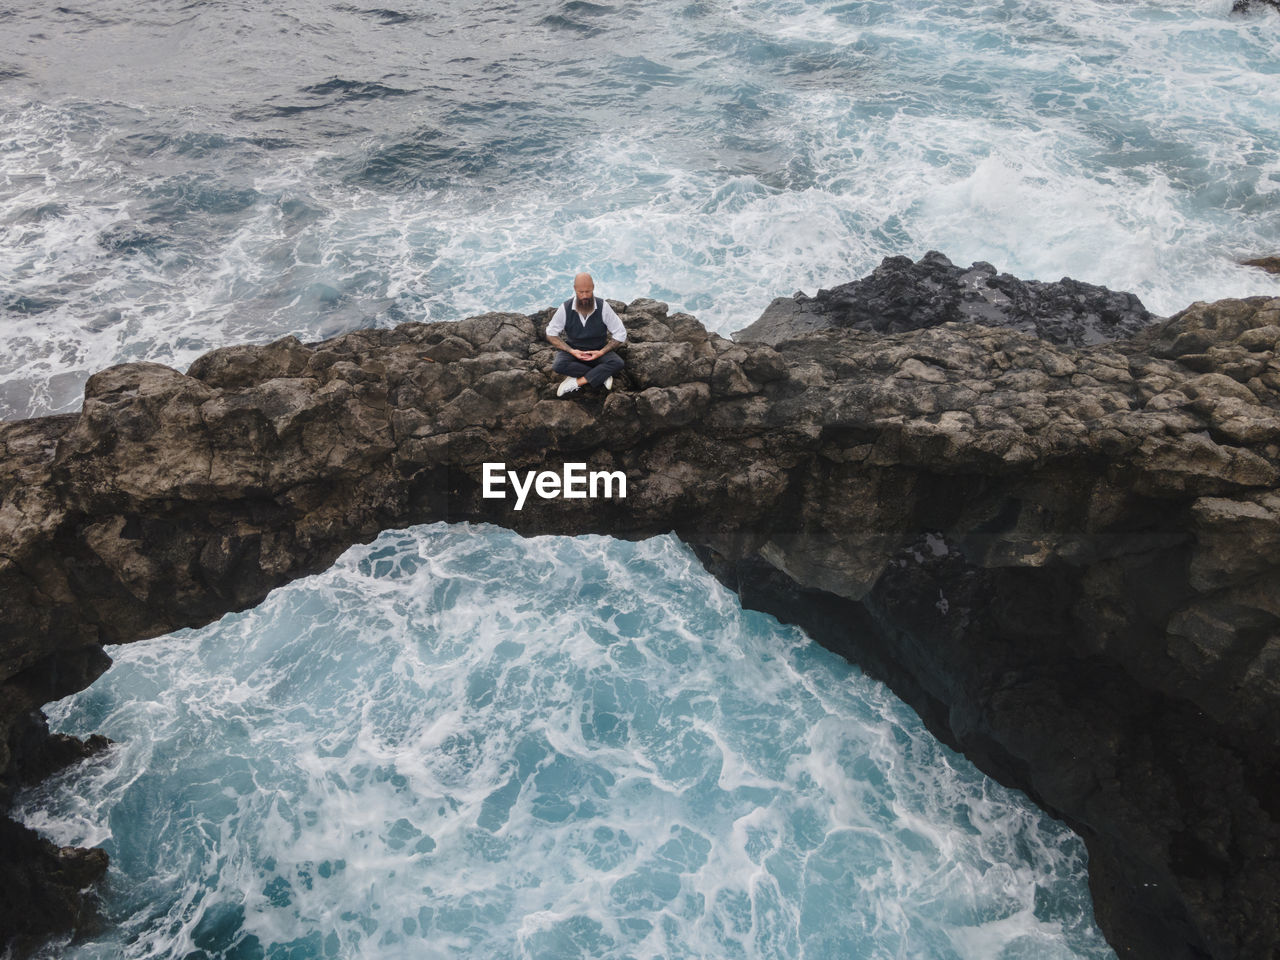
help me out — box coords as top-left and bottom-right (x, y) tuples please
(2, 258), (1279, 960)
(736, 249), (1156, 347)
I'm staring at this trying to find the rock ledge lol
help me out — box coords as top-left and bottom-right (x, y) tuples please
(2, 276), (1279, 960)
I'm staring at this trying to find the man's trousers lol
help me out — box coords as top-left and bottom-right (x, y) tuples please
(552, 350), (624, 388)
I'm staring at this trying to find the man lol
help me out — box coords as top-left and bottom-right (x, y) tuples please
(545, 272), (626, 397)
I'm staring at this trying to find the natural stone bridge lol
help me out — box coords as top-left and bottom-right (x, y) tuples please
(2, 285), (1279, 960)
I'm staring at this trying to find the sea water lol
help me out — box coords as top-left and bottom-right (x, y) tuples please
(2, 0), (1280, 418)
(5, 0), (1280, 956)
(18, 528), (1112, 959)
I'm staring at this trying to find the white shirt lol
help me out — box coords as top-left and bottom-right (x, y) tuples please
(546, 298), (627, 343)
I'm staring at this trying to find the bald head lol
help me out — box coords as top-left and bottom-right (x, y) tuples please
(573, 273), (595, 307)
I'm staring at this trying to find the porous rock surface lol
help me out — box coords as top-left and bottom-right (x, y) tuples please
(2, 276), (1279, 959)
(1231, 0), (1280, 15)
(736, 249), (1155, 347)
(1242, 255), (1280, 275)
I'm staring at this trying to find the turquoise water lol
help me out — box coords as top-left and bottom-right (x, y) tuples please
(6, 0), (1280, 956)
(19, 527), (1112, 959)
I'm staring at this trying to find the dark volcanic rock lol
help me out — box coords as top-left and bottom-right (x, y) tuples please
(735, 250), (1157, 347)
(0, 816), (107, 955)
(2, 290), (1280, 960)
(1231, 0), (1280, 14)
(1242, 255), (1280, 274)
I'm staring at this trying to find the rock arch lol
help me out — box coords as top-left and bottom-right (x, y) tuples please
(3, 294), (1279, 959)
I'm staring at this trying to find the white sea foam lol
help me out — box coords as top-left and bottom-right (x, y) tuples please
(17, 526), (1115, 959)
(5, 0), (1280, 420)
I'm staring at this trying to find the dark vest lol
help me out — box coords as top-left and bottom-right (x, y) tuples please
(562, 297), (608, 350)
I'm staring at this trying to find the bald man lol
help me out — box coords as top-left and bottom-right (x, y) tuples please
(545, 273), (627, 397)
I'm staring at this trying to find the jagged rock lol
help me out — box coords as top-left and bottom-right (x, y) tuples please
(0, 712), (109, 956)
(735, 250), (1157, 347)
(0, 817), (107, 955)
(1, 286), (1279, 960)
(1231, 0), (1280, 15)
(1241, 255), (1280, 274)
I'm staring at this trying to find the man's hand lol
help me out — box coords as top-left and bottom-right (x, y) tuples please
(579, 341), (622, 362)
(547, 335), (579, 357)
(546, 336), (620, 362)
